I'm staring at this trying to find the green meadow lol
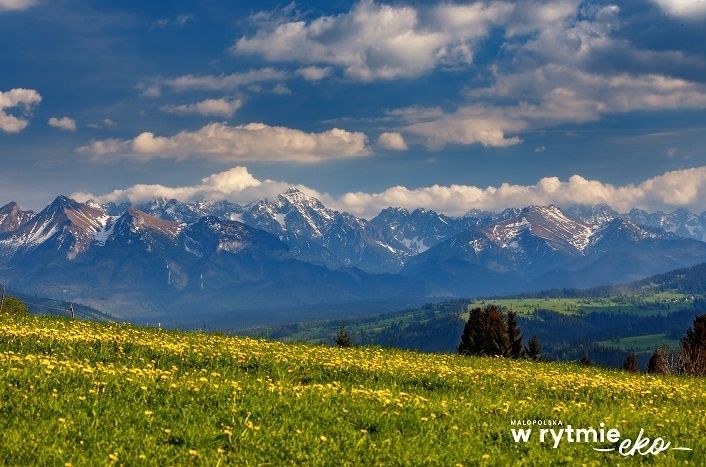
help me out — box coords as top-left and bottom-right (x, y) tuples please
(0, 309), (704, 465)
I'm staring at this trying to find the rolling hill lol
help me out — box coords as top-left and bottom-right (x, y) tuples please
(0, 309), (702, 465)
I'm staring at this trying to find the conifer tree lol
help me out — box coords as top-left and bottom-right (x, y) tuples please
(623, 352), (639, 373)
(334, 323), (352, 348)
(647, 346), (671, 375)
(457, 307), (483, 355)
(679, 314), (706, 376)
(481, 305), (510, 356)
(506, 310), (524, 358)
(526, 335), (541, 360)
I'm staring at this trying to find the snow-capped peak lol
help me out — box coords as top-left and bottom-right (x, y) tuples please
(485, 204), (593, 252)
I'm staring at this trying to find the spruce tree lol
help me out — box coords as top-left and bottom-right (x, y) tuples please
(458, 305), (510, 356)
(623, 352), (639, 373)
(526, 335), (541, 360)
(679, 314), (706, 376)
(457, 307), (483, 355)
(482, 305), (510, 356)
(647, 346), (671, 375)
(506, 310), (524, 358)
(334, 324), (352, 348)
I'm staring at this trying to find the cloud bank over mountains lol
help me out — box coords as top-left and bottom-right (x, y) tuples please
(74, 165), (706, 218)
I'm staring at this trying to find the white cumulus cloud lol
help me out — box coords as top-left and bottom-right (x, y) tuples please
(48, 116), (77, 131)
(160, 98), (242, 117)
(73, 165), (706, 219)
(0, 88), (42, 133)
(72, 166), (317, 206)
(333, 167), (706, 217)
(87, 118), (117, 129)
(77, 122), (370, 163)
(650, 0), (706, 17)
(377, 132), (408, 151)
(234, 1), (513, 81)
(394, 4), (706, 148)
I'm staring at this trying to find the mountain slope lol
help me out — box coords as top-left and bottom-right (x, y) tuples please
(238, 188), (406, 272)
(0, 202), (425, 324)
(593, 261), (706, 296)
(4, 194), (706, 325)
(402, 206), (706, 296)
(0, 196), (108, 262)
(0, 202), (34, 233)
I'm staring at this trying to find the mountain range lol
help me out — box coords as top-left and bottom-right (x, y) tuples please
(2, 189), (706, 326)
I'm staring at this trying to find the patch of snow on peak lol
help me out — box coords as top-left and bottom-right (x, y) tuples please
(401, 236), (429, 253)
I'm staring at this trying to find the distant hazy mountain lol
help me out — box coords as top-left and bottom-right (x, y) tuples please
(2, 193), (706, 325)
(0, 198), (423, 324)
(596, 262), (706, 296)
(401, 205), (706, 296)
(566, 204), (706, 242)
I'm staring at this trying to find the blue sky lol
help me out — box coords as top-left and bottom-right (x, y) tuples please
(1, 0), (706, 217)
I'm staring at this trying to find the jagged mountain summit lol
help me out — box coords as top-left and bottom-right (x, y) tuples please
(370, 207), (459, 255)
(0, 196), (109, 261)
(2, 192), (706, 325)
(564, 204), (619, 225)
(484, 205), (594, 253)
(118, 188), (410, 273)
(0, 202), (34, 233)
(401, 206), (706, 296)
(566, 204), (706, 242)
(0, 197), (424, 324)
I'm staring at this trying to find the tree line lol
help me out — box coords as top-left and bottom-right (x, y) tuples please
(456, 304), (706, 377)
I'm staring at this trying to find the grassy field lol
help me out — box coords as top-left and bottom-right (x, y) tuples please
(0, 310), (704, 465)
(598, 333), (680, 352)
(468, 292), (695, 316)
(254, 293), (698, 351)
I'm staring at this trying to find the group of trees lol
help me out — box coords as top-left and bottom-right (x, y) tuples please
(457, 305), (706, 378)
(457, 305), (541, 360)
(642, 314), (706, 376)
